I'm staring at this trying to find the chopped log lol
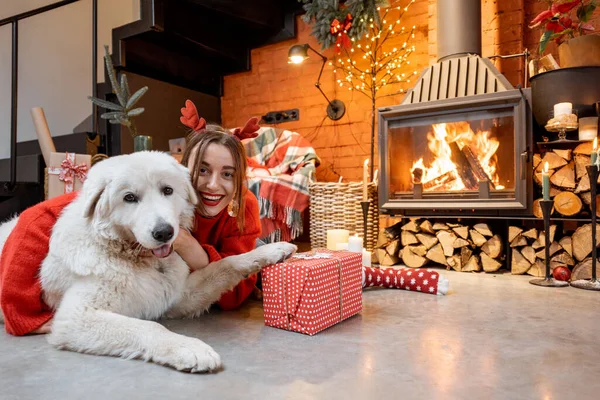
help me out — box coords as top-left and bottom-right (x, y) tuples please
(419, 220), (435, 234)
(409, 245), (428, 257)
(481, 252), (502, 272)
(533, 171), (544, 187)
(527, 259), (545, 277)
(551, 251), (575, 266)
(423, 170), (458, 190)
(542, 152), (568, 170)
(510, 234), (528, 247)
(554, 191), (582, 216)
(522, 246), (537, 264)
(415, 233), (438, 250)
(581, 191), (592, 205)
(437, 230), (458, 257)
(559, 236), (573, 257)
(401, 231), (419, 246)
(482, 235), (503, 258)
(533, 198), (555, 218)
(536, 242), (563, 259)
(511, 249), (531, 274)
(575, 154), (591, 180)
(574, 141), (593, 155)
(385, 240), (400, 257)
(596, 195), (600, 218)
(401, 246), (427, 268)
(462, 146), (494, 186)
(508, 226), (523, 243)
(574, 173), (590, 193)
(452, 226), (470, 240)
(549, 225), (557, 243)
(463, 254), (481, 272)
(447, 223), (461, 228)
(378, 251), (400, 266)
(460, 247), (472, 266)
(376, 232), (390, 248)
(425, 243), (447, 266)
(522, 228), (538, 239)
(448, 142), (478, 190)
(400, 220), (420, 233)
(433, 222), (449, 231)
(533, 153), (542, 170)
(571, 257), (600, 281)
(446, 255), (462, 272)
(453, 238), (471, 248)
(550, 163), (576, 189)
(572, 224), (600, 261)
(470, 229), (488, 247)
(532, 239), (544, 249)
(473, 223), (493, 237)
(550, 187), (563, 197)
(384, 221), (403, 240)
(553, 149), (572, 161)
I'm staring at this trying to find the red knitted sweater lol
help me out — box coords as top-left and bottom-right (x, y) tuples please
(0, 191), (261, 336)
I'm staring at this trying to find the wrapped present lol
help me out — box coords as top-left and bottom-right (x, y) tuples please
(47, 152), (91, 199)
(262, 250), (362, 335)
(362, 266), (449, 295)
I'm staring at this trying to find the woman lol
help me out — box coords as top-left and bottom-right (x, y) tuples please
(0, 100), (261, 336)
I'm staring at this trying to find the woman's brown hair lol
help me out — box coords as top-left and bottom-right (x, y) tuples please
(181, 125), (248, 232)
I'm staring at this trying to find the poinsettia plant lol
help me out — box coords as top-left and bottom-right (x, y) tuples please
(529, 0), (597, 54)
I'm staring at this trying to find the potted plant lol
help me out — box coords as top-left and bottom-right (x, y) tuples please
(89, 46), (150, 151)
(530, 0), (600, 67)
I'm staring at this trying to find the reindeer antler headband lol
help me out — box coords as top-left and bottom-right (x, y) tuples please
(180, 99), (259, 140)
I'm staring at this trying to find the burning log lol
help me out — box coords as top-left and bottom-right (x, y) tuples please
(422, 170), (458, 190)
(448, 142), (478, 190)
(462, 146), (495, 188)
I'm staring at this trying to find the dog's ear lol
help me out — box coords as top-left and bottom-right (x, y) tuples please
(177, 164), (198, 206)
(82, 177), (110, 219)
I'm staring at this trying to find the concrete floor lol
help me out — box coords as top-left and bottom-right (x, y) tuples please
(1, 270), (599, 400)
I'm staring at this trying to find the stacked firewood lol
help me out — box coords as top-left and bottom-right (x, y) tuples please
(509, 223), (600, 278)
(533, 142), (598, 218)
(375, 219), (504, 272)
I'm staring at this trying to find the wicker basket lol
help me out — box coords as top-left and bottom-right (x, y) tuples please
(309, 182), (379, 251)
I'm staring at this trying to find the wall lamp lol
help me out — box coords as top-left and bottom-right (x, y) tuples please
(288, 44), (345, 121)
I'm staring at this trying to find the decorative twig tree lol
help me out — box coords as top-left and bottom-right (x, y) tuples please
(332, 0), (417, 180)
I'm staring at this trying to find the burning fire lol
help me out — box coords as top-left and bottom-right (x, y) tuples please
(410, 122), (502, 191)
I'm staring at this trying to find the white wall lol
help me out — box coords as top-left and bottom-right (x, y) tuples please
(0, 0), (139, 159)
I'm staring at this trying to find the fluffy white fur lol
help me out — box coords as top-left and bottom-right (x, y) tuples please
(0, 151), (296, 373)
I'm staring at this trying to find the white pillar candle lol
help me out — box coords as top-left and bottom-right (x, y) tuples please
(362, 248), (371, 267)
(327, 229), (349, 250)
(554, 102), (572, 117)
(363, 158), (369, 201)
(579, 117), (598, 141)
(348, 234), (363, 252)
(335, 242), (349, 250)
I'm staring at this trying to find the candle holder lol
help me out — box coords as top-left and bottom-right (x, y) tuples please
(571, 164), (600, 291)
(360, 200), (370, 248)
(530, 199), (569, 287)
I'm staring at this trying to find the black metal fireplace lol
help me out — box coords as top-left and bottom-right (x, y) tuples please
(378, 0), (533, 217)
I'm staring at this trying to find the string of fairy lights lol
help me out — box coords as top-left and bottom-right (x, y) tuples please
(330, 0), (418, 99)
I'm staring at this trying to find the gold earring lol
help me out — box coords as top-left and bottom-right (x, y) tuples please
(227, 200), (238, 217)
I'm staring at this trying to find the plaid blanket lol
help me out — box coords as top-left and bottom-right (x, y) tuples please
(243, 127), (320, 243)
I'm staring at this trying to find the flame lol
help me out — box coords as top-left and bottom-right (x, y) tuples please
(410, 122), (501, 191)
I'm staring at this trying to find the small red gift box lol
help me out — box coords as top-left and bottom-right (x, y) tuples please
(262, 250), (362, 335)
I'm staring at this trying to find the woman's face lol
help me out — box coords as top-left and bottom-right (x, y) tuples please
(188, 143), (235, 217)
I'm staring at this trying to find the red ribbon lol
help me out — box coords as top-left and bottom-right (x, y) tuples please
(330, 14), (353, 52)
(47, 152), (88, 194)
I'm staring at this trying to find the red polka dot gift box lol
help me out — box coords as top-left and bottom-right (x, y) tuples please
(261, 250), (363, 336)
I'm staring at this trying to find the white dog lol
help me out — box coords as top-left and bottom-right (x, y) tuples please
(0, 151), (296, 373)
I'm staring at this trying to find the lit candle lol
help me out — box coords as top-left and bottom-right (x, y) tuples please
(542, 162), (550, 201)
(362, 248), (371, 267)
(554, 102), (572, 117)
(363, 158), (369, 201)
(592, 137), (598, 166)
(348, 234), (363, 252)
(335, 242), (349, 250)
(327, 229), (349, 250)
(579, 117), (598, 141)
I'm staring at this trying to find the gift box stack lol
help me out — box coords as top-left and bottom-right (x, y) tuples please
(261, 250), (362, 335)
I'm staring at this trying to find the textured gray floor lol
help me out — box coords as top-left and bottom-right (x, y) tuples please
(1, 270), (599, 400)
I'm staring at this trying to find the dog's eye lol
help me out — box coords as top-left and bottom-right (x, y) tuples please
(124, 193), (138, 203)
(162, 186), (173, 196)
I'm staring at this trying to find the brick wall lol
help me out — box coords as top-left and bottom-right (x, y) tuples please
(222, 0), (599, 182)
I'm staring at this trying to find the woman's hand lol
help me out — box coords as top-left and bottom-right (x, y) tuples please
(173, 227), (210, 271)
(31, 319), (52, 334)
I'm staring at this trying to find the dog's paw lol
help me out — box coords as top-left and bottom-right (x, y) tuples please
(154, 338), (222, 373)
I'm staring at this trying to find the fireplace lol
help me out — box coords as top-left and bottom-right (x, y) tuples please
(378, 0), (533, 217)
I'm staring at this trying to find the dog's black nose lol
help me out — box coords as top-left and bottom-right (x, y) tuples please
(152, 224), (174, 242)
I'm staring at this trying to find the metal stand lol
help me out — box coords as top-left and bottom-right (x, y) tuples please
(571, 165), (600, 290)
(360, 201), (370, 246)
(530, 199), (569, 287)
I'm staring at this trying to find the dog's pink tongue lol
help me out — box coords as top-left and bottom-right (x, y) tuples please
(152, 244), (172, 258)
